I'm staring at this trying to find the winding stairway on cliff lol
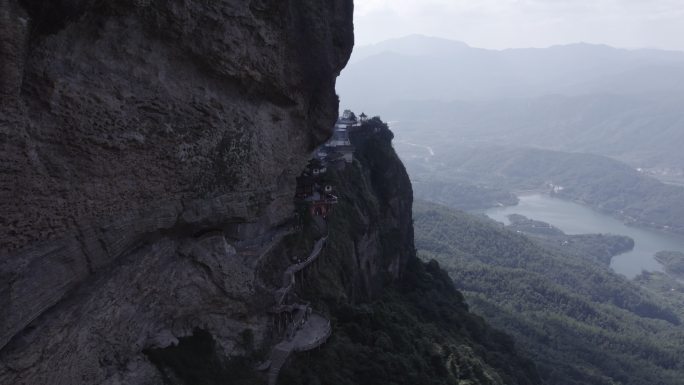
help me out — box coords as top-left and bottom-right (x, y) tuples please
(261, 237), (332, 385)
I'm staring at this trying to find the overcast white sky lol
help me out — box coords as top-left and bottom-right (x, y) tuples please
(355, 0), (684, 50)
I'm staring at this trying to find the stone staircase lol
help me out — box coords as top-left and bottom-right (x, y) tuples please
(268, 344), (293, 385)
(262, 236), (332, 385)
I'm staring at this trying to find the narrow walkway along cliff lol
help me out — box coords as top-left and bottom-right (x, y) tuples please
(264, 237), (331, 385)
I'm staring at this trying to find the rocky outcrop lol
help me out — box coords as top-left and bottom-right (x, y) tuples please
(298, 119), (415, 303)
(277, 120), (542, 385)
(348, 121), (415, 292)
(0, 0), (353, 383)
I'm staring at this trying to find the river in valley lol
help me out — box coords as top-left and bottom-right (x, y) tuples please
(484, 194), (684, 278)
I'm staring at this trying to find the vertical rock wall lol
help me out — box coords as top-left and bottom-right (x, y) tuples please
(0, 0), (353, 383)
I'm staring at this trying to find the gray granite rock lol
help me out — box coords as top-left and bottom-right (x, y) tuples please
(0, 0), (353, 382)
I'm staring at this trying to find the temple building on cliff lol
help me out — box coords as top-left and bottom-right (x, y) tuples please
(317, 110), (358, 164)
(295, 158), (338, 219)
(295, 110), (372, 219)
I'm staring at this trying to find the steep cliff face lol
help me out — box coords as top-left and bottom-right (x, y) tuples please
(306, 121), (415, 302)
(0, 0), (353, 383)
(279, 119), (541, 385)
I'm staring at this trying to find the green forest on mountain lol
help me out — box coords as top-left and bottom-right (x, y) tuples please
(413, 201), (684, 385)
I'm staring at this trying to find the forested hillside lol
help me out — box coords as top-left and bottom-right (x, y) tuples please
(411, 180), (518, 211)
(405, 146), (684, 234)
(504, 214), (635, 266)
(413, 201), (684, 385)
(381, 94), (684, 173)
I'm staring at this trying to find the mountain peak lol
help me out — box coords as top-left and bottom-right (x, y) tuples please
(351, 35), (471, 62)
(389, 34), (470, 46)
(547, 42), (618, 51)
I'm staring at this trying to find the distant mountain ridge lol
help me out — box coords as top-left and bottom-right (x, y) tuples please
(385, 93), (684, 169)
(349, 35), (473, 63)
(405, 145), (684, 235)
(339, 35), (684, 173)
(340, 35), (684, 108)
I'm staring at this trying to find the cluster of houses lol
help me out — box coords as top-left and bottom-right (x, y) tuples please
(295, 110), (368, 219)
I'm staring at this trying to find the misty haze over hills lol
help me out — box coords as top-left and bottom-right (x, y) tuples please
(338, 35), (684, 174)
(343, 34), (684, 101)
(344, 36), (684, 384)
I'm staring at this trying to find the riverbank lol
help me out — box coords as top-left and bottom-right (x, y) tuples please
(484, 194), (684, 278)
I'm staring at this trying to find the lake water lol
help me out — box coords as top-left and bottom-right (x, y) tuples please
(484, 194), (684, 278)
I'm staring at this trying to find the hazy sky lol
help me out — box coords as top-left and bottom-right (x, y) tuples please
(355, 0), (684, 50)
